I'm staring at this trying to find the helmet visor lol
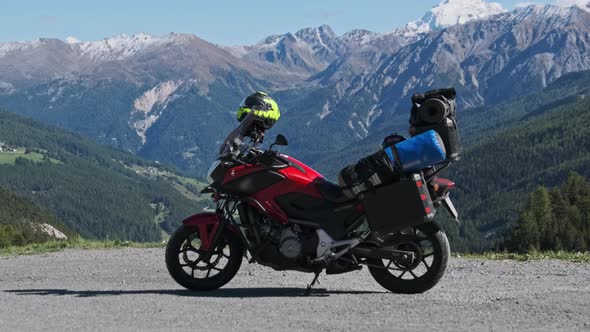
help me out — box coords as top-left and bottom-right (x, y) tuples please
(238, 97), (249, 109)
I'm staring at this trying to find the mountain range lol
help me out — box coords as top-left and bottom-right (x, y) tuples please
(1, 0), (590, 250)
(1, 0), (589, 176)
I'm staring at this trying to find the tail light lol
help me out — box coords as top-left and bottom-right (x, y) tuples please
(431, 177), (455, 195)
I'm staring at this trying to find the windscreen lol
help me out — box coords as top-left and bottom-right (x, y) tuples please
(218, 112), (257, 157)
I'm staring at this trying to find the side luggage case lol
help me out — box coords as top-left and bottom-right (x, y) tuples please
(362, 173), (436, 233)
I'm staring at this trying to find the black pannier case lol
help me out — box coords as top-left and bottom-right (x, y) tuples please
(362, 173), (435, 234)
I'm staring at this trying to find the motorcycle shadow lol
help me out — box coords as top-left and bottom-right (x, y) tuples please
(5, 288), (383, 298)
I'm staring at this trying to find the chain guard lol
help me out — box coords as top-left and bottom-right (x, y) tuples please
(384, 231), (430, 271)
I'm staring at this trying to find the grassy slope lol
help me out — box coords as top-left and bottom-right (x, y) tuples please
(0, 148), (60, 165)
(2, 239), (588, 262)
(0, 239), (164, 256)
(453, 251), (590, 263)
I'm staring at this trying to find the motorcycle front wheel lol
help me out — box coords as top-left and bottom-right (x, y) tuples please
(367, 222), (450, 294)
(165, 224), (243, 291)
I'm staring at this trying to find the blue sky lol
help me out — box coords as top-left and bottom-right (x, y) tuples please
(0, 0), (556, 45)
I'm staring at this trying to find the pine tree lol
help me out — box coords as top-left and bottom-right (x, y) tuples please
(508, 172), (590, 252)
(511, 210), (540, 252)
(529, 187), (553, 250)
(550, 189), (568, 251)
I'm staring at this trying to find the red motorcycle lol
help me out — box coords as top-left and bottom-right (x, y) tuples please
(165, 110), (460, 294)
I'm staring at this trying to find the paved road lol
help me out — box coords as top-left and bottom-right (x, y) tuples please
(0, 248), (589, 331)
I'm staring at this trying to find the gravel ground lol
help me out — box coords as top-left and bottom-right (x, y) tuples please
(0, 248), (589, 331)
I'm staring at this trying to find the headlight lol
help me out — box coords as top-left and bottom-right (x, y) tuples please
(206, 160), (222, 184)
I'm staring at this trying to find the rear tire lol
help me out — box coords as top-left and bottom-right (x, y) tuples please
(367, 223), (450, 294)
(165, 224), (243, 291)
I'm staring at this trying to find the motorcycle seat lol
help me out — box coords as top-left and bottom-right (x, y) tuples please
(315, 179), (354, 204)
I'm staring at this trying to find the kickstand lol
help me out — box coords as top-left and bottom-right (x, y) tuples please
(304, 271), (321, 296)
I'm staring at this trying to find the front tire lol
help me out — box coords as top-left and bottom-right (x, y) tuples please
(367, 222), (450, 294)
(165, 224), (243, 291)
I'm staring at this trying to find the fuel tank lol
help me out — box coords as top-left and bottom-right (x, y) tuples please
(221, 155), (325, 223)
(221, 155), (323, 193)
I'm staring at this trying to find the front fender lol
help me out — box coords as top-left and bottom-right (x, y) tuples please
(182, 212), (220, 227)
(181, 213), (238, 250)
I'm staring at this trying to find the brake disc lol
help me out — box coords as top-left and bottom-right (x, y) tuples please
(182, 240), (223, 271)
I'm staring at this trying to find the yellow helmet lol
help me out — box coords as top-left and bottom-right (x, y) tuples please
(236, 91), (280, 129)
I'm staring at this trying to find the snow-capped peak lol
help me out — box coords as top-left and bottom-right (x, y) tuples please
(294, 25), (336, 44)
(255, 34), (282, 48)
(0, 40), (41, 58)
(393, 0), (506, 38)
(339, 29), (378, 45)
(79, 33), (167, 61)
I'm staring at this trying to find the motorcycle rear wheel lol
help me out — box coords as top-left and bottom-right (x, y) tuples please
(165, 224), (243, 291)
(367, 222), (450, 294)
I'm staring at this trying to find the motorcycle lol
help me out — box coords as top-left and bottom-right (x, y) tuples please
(165, 115), (459, 294)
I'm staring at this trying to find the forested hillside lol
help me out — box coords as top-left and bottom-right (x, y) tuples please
(0, 109), (208, 242)
(447, 96), (590, 251)
(506, 173), (590, 252)
(0, 186), (73, 247)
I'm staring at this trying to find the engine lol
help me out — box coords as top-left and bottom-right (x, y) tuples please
(278, 228), (303, 259)
(237, 204), (318, 271)
(253, 222), (318, 271)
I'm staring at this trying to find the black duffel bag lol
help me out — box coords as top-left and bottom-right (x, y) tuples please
(409, 87), (461, 161)
(338, 150), (401, 197)
(410, 88), (456, 126)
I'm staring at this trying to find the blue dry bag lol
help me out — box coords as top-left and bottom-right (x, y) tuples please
(384, 130), (446, 172)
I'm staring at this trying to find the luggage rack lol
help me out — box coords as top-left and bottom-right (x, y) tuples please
(423, 160), (453, 183)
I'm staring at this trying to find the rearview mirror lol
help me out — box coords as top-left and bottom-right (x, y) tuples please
(270, 134), (288, 150)
(274, 134), (288, 146)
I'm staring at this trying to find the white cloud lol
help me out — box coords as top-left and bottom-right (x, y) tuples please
(64, 36), (81, 44)
(555, 0), (590, 9)
(515, 1), (537, 8)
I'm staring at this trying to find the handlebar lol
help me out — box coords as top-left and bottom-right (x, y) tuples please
(219, 147), (290, 169)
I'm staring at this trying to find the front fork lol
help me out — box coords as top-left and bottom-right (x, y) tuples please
(181, 212), (234, 253)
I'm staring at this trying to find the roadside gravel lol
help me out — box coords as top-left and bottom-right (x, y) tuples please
(0, 248), (588, 331)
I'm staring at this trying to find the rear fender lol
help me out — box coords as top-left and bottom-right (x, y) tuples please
(181, 213), (238, 251)
(418, 220), (444, 235)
